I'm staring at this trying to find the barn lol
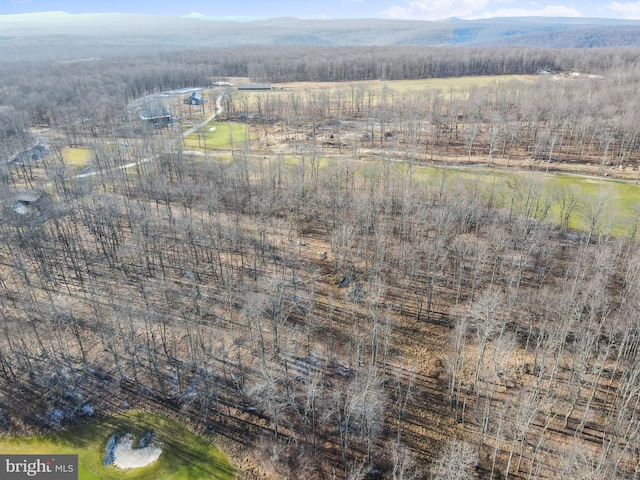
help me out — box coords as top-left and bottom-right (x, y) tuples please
(139, 109), (176, 127)
(184, 91), (207, 106)
(3, 189), (52, 224)
(237, 84), (272, 91)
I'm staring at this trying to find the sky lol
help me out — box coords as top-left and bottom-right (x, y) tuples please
(3, 0), (640, 21)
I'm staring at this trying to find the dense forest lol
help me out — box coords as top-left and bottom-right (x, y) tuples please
(2, 44), (640, 479)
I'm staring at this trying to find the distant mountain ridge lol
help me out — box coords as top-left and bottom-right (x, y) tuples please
(1, 12), (640, 58)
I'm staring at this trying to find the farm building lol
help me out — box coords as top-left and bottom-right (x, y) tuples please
(184, 91), (207, 106)
(139, 109), (176, 127)
(237, 83), (272, 91)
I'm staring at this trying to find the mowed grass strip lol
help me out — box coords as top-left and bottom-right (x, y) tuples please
(0, 411), (235, 480)
(242, 153), (640, 236)
(361, 159), (640, 236)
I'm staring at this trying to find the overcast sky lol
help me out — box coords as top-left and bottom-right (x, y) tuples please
(3, 0), (640, 20)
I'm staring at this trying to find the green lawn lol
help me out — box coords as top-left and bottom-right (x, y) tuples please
(0, 411), (236, 480)
(183, 122), (251, 150)
(545, 174), (639, 236)
(61, 147), (92, 167)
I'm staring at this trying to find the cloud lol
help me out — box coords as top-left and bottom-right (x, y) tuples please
(476, 5), (583, 18)
(182, 12), (204, 18)
(605, 1), (640, 19)
(379, 0), (490, 20)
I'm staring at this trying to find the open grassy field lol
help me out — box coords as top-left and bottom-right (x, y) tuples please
(232, 74), (535, 95)
(183, 121), (251, 150)
(226, 75), (536, 113)
(60, 147), (92, 167)
(0, 411), (235, 480)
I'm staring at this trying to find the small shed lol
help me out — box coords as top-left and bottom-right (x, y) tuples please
(184, 91), (207, 106)
(3, 189), (51, 224)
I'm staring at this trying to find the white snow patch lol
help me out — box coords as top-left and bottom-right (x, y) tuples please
(109, 434), (162, 470)
(12, 202), (29, 215)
